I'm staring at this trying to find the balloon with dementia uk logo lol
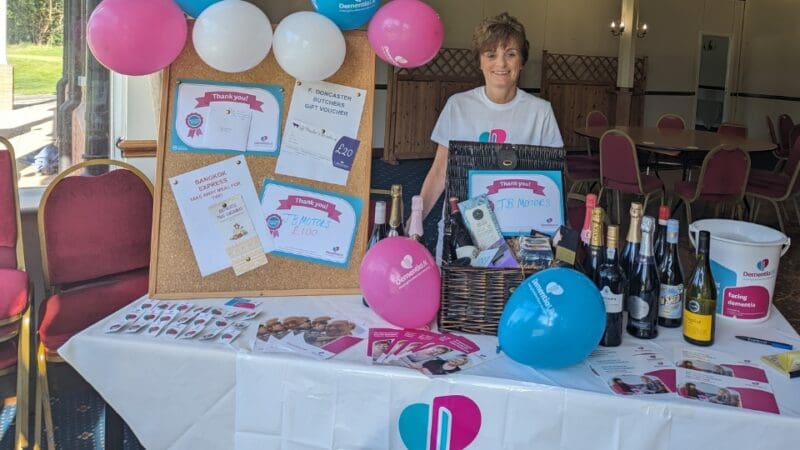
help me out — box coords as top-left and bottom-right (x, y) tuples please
(312, 0), (380, 30)
(498, 268), (606, 369)
(359, 237), (440, 328)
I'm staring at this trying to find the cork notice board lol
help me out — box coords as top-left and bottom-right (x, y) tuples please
(149, 29), (375, 299)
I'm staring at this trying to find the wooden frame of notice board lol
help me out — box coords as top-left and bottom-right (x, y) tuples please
(149, 27), (374, 299)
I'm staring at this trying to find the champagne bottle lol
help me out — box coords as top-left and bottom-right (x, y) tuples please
(387, 184), (405, 237)
(364, 201), (388, 306)
(408, 195), (424, 242)
(627, 215), (660, 339)
(580, 193), (598, 247)
(598, 225), (626, 347)
(621, 202), (643, 277)
(654, 205), (670, 266)
(683, 230), (717, 346)
(658, 219), (684, 328)
(446, 197), (476, 262)
(584, 207), (605, 282)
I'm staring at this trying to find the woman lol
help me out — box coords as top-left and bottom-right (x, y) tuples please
(421, 355), (470, 376)
(418, 12), (563, 261)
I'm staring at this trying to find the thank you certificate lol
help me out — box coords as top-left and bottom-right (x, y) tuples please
(468, 170), (565, 236)
(260, 180), (363, 267)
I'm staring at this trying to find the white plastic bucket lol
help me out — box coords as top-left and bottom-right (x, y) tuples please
(689, 219), (790, 322)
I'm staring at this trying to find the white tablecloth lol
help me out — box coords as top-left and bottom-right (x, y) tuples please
(59, 295), (800, 450)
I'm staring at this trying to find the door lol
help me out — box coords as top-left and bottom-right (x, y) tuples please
(695, 35), (730, 131)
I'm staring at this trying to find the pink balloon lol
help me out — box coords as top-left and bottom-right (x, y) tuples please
(367, 0), (444, 68)
(87, 0), (187, 76)
(359, 237), (441, 328)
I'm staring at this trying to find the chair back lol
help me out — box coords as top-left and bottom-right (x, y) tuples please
(586, 110), (609, 128)
(717, 122), (747, 139)
(0, 137), (23, 270)
(656, 114), (686, 130)
(600, 130), (643, 191)
(39, 159), (153, 288)
(766, 116), (779, 146)
(789, 124), (800, 150)
(694, 146), (750, 201)
(778, 114), (794, 149)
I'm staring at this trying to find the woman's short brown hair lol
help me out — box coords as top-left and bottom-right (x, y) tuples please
(472, 12), (530, 65)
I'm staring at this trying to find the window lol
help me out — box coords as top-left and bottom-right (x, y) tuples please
(4, 0), (110, 190)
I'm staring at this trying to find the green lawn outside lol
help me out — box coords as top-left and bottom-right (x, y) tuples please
(7, 43), (63, 96)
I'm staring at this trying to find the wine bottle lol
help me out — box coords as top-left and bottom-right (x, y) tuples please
(446, 197), (476, 262)
(367, 201), (387, 248)
(627, 215), (660, 339)
(387, 184), (405, 237)
(580, 193), (598, 247)
(364, 201), (388, 307)
(408, 195), (424, 242)
(683, 230), (717, 346)
(584, 207), (605, 282)
(654, 205), (670, 266)
(598, 224), (626, 347)
(658, 219), (684, 328)
(621, 202), (643, 277)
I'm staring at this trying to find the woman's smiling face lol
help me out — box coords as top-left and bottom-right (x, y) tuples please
(480, 42), (523, 91)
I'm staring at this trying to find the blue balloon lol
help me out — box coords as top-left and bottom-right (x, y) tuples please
(498, 268), (606, 369)
(311, 0), (381, 30)
(175, 0), (222, 18)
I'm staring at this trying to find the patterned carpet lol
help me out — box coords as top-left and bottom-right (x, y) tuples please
(0, 157), (795, 450)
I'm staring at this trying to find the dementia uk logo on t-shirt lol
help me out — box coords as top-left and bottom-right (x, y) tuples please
(479, 128), (507, 143)
(399, 395), (481, 450)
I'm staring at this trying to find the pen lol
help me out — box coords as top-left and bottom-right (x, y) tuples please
(735, 335), (794, 350)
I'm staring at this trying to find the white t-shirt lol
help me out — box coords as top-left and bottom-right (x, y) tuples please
(431, 87), (564, 262)
(431, 87), (564, 148)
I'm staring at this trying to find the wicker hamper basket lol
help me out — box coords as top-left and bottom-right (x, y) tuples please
(438, 141), (566, 335)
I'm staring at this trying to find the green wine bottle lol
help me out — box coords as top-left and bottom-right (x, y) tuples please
(683, 231), (717, 346)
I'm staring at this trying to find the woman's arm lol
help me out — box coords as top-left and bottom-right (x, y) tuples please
(420, 144), (449, 220)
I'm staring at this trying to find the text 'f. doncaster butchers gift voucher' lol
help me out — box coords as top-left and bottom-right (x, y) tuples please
(259, 179), (363, 268)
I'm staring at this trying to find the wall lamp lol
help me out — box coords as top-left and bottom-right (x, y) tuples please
(610, 21), (648, 38)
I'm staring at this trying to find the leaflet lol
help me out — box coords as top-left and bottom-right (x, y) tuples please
(676, 368), (779, 414)
(674, 347), (769, 383)
(586, 343), (675, 396)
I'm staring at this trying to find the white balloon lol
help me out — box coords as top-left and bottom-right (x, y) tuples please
(193, 0), (272, 73)
(273, 11), (346, 81)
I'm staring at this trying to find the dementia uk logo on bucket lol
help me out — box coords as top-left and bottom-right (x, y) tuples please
(399, 395), (481, 450)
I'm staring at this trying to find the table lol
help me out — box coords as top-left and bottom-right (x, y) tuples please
(574, 126), (777, 156)
(60, 295), (799, 450)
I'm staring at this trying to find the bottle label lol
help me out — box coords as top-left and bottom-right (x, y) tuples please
(658, 283), (684, 319)
(684, 309), (712, 341)
(628, 295), (649, 320)
(600, 286), (623, 313)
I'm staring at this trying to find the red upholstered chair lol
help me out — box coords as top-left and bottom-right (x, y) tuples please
(747, 137), (800, 232)
(767, 115), (789, 170)
(656, 114), (686, 130)
(789, 124), (800, 150)
(599, 130), (664, 223)
(717, 122), (748, 139)
(0, 137), (31, 447)
(35, 159), (153, 449)
(566, 110), (607, 192)
(673, 146), (751, 224)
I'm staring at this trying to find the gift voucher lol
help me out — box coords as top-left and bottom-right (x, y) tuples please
(259, 179), (362, 267)
(275, 80), (366, 186)
(171, 79), (283, 155)
(170, 156), (273, 276)
(468, 170), (565, 236)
